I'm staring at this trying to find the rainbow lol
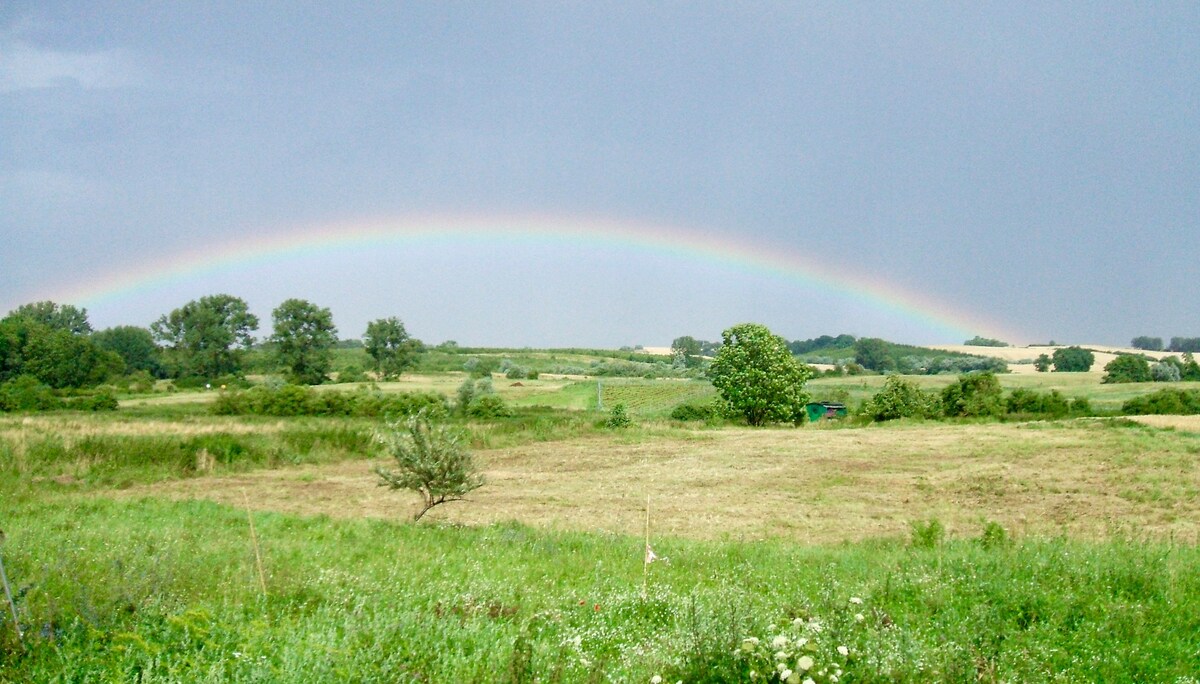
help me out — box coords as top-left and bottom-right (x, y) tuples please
(38, 213), (1021, 342)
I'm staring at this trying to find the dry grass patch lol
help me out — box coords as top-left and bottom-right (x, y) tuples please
(122, 420), (1200, 544)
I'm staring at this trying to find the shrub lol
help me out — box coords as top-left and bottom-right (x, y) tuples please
(1005, 389), (1072, 418)
(941, 372), (1004, 418)
(466, 393), (512, 419)
(670, 400), (721, 422)
(863, 376), (940, 421)
(1102, 354), (1152, 383)
(978, 521), (1009, 549)
(0, 375), (62, 411)
(1151, 361), (1182, 383)
(910, 518), (945, 548)
(1122, 389), (1200, 416)
(374, 409), (484, 521)
(1052, 346), (1095, 372)
(604, 403), (632, 429)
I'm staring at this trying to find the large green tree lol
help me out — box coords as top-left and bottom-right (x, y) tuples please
(854, 337), (896, 372)
(92, 325), (164, 377)
(270, 299), (338, 385)
(364, 317), (421, 379)
(0, 312), (121, 388)
(707, 323), (812, 426)
(941, 372), (1004, 417)
(151, 294), (259, 378)
(670, 335), (703, 368)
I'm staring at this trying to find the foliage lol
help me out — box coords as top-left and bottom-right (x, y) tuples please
(788, 333), (856, 355)
(909, 518), (945, 548)
(862, 375), (940, 421)
(1121, 388), (1200, 415)
(670, 335), (704, 368)
(1052, 346), (1095, 372)
(669, 399), (724, 422)
(374, 409), (485, 521)
(708, 323), (813, 425)
(1168, 336), (1200, 353)
(1005, 388), (1074, 418)
(604, 403), (632, 428)
(1034, 354), (1052, 372)
(92, 325), (164, 377)
(270, 298), (339, 385)
(0, 375), (62, 411)
(465, 393), (512, 419)
(211, 385), (448, 418)
(1131, 336), (1164, 351)
(853, 337), (895, 372)
(964, 336), (1008, 347)
(6, 300), (92, 335)
(0, 316), (123, 388)
(1182, 353), (1200, 381)
(940, 372), (1004, 418)
(364, 317), (422, 379)
(1102, 354), (1152, 384)
(151, 294), (259, 378)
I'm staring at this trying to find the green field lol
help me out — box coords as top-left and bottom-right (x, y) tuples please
(3, 368), (1200, 680)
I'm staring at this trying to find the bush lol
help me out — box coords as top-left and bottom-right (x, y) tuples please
(1052, 346), (1095, 372)
(1102, 354), (1152, 383)
(1122, 389), (1200, 416)
(941, 372), (1004, 418)
(1005, 388), (1073, 418)
(604, 403), (632, 429)
(863, 376), (940, 421)
(374, 409), (484, 521)
(910, 518), (945, 548)
(670, 400), (722, 422)
(1151, 361), (1182, 383)
(0, 375), (63, 411)
(465, 393), (512, 419)
(211, 385), (449, 418)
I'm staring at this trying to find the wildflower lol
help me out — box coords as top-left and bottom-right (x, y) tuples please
(796, 637), (808, 647)
(854, 613), (865, 623)
(772, 635), (789, 648)
(651, 677), (662, 684)
(792, 617), (805, 628)
(750, 671), (758, 680)
(803, 679), (816, 684)
(779, 668), (793, 681)
(797, 655), (814, 671)
(777, 663), (787, 673)
(807, 619), (822, 633)
(837, 645), (849, 657)
(775, 651), (788, 661)
(594, 603), (601, 611)
(849, 597), (863, 605)
(742, 637), (760, 652)
(830, 676), (839, 683)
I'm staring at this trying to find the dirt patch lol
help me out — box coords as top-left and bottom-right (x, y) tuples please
(118, 422), (1200, 544)
(1127, 415), (1200, 432)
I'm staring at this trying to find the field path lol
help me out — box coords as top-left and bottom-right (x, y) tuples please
(120, 421), (1200, 544)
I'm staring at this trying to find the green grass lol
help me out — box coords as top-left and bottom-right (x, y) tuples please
(1, 491), (1198, 681)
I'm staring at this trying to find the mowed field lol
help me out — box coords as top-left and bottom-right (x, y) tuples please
(125, 419), (1200, 544)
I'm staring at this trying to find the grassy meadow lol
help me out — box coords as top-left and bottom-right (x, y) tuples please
(3, 362), (1200, 681)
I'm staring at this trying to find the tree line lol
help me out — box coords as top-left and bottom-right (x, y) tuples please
(0, 296), (421, 395)
(1131, 336), (1200, 353)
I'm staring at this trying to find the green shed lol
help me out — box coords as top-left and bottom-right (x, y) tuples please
(805, 401), (848, 422)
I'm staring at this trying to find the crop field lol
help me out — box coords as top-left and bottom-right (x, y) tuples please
(3, 371), (1200, 681)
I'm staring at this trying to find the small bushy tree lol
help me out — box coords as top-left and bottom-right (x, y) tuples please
(1102, 354), (1152, 384)
(863, 375), (940, 421)
(1151, 361), (1182, 382)
(364, 317), (422, 379)
(1052, 346), (1095, 372)
(1033, 354), (1051, 372)
(374, 409), (484, 521)
(708, 323), (812, 426)
(941, 372), (1004, 418)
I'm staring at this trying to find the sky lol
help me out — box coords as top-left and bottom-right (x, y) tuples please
(2, 2), (1197, 348)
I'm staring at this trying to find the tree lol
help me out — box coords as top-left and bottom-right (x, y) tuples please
(92, 325), (164, 377)
(270, 298), (338, 385)
(1151, 361), (1182, 383)
(671, 335), (703, 368)
(707, 323), (812, 426)
(1102, 354), (1152, 384)
(854, 337), (896, 372)
(374, 409), (484, 521)
(7, 301), (92, 335)
(1051, 346), (1095, 372)
(1169, 337), (1200, 353)
(364, 317), (421, 379)
(863, 375), (940, 421)
(941, 372), (1004, 418)
(1033, 354), (1052, 372)
(1131, 336), (1164, 351)
(964, 336), (1008, 347)
(0, 316), (121, 388)
(151, 294), (259, 378)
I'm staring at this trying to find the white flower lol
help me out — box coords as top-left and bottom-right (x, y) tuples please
(797, 655), (814, 671)
(792, 617), (805, 628)
(849, 597), (863, 605)
(807, 619), (822, 633)
(796, 637), (808, 647)
(779, 668), (792, 681)
(651, 677), (662, 684)
(775, 650), (788, 661)
(777, 663), (787, 673)
(854, 613), (865, 623)
(830, 676), (839, 683)
(804, 679), (816, 684)
(837, 645), (849, 657)
(772, 635), (789, 648)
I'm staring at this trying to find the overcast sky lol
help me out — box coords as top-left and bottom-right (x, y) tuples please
(2, 3), (1197, 347)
